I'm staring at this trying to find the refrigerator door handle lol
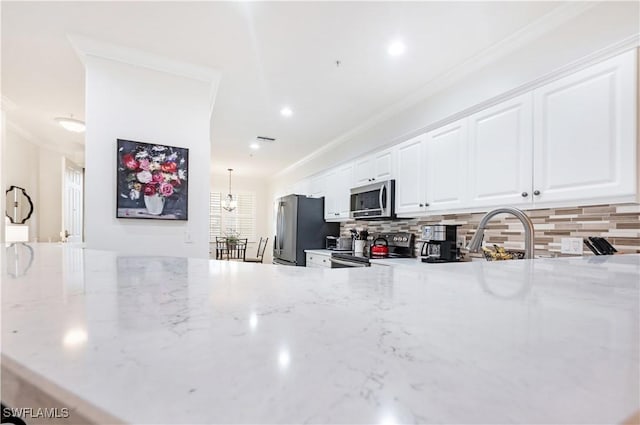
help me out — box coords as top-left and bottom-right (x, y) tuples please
(278, 203), (285, 251)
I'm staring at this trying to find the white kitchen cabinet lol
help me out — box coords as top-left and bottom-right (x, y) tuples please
(353, 149), (394, 187)
(300, 50), (637, 219)
(532, 50), (637, 205)
(292, 178), (311, 197)
(324, 162), (354, 221)
(305, 251), (331, 268)
(467, 93), (533, 208)
(425, 119), (469, 211)
(394, 134), (426, 216)
(309, 173), (326, 198)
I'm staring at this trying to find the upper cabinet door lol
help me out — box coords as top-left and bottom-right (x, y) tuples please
(394, 135), (426, 216)
(533, 49), (637, 204)
(324, 163), (353, 221)
(468, 93), (533, 208)
(353, 157), (374, 187)
(425, 119), (468, 210)
(335, 163), (354, 218)
(374, 149), (394, 181)
(323, 168), (338, 220)
(310, 173), (326, 199)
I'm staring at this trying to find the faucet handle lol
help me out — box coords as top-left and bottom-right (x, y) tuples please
(521, 192), (528, 197)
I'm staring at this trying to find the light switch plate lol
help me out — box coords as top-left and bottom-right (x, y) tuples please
(184, 231), (193, 244)
(561, 237), (583, 255)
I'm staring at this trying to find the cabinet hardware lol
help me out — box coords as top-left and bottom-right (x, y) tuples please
(521, 192), (528, 197)
(419, 203), (424, 207)
(425, 203), (429, 207)
(533, 190), (541, 196)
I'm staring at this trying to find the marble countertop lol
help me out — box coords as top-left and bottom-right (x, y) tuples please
(2, 244), (639, 424)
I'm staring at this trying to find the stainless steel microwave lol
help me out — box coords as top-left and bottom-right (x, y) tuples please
(349, 180), (395, 220)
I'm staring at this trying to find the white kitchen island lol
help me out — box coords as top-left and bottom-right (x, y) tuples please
(1, 244), (638, 424)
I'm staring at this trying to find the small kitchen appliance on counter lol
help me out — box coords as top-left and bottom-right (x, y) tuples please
(421, 224), (461, 263)
(326, 236), (353, 251)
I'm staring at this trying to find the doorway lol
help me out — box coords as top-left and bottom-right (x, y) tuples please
(64, 164), (83, 242)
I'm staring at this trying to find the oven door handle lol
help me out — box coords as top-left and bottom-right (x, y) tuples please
(329, 258), (370, 268)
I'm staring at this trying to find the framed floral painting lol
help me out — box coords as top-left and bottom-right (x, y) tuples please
(116, 139), (189, 220)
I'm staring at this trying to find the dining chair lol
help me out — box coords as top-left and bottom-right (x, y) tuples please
(227, 238), (248, 261)
(244, 237), (269, 263)
(215, 237), (228, 260)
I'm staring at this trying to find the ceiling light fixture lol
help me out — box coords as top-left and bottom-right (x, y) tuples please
(250, 142), (260, 150)
(55, 116), (85, 133)
(222, 168), (237, 212)
(387, 40), (406, 57)
(280, 107), (293, 117)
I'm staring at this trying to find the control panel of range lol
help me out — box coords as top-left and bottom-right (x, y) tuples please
(373, 232), (415, 248)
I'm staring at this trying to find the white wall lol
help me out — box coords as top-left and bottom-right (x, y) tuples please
(84, 56), (213, 258)
(2, 126), (71, 243)
(1, 110), (5, 243)
(4, 127), (39, 239)
(37, 147), (64, 242)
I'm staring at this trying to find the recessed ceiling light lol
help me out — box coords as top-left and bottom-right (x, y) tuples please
(250, 142), (260, 150)
(280, 107), (293, 117)
(387, 40), (406, 57)
(55, 117), (85, 133)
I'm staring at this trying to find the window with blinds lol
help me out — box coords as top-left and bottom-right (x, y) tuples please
(210, 192), (257, 242)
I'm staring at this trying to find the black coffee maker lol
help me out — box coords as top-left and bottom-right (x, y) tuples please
(421, 224), (461, 263)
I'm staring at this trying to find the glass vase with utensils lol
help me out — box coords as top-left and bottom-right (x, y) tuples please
(351, 229), (368, 255)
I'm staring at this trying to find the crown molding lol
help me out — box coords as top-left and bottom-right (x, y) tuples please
(67, 34), (221, 113)
(274, 1), (602, 179)
(6, 120), (40, 146)
(5, 119), (82, 160)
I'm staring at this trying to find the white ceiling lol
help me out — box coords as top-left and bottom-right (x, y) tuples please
(2, 1), (569, 177)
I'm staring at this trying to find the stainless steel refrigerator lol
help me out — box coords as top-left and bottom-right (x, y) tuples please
(273, 195), (340, 266)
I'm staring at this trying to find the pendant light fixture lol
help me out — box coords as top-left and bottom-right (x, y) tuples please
(222, 168), (237, 212)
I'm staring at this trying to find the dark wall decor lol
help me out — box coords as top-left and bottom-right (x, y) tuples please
(5, 185), (34, 224)
(116, 139), (188, 220)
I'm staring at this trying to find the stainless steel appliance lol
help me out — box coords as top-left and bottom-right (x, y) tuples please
(421, 224), (461, 263)
(326, 236), (353, 251)
(349, 180), (395, 220)
(329, 253), (371, 268)
(273, 195), (340, 266)
(329, 232), (414, 267)
(369, 232), (415, 258)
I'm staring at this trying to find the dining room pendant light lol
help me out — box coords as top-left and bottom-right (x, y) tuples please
(222, 168), (237, 212)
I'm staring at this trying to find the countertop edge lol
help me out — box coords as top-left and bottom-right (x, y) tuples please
(1, 354), (124, 425)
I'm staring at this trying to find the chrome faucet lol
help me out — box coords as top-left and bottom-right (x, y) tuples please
(467, 207), (535, 259)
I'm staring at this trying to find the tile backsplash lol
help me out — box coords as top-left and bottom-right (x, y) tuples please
(341, 203), (640, 257)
